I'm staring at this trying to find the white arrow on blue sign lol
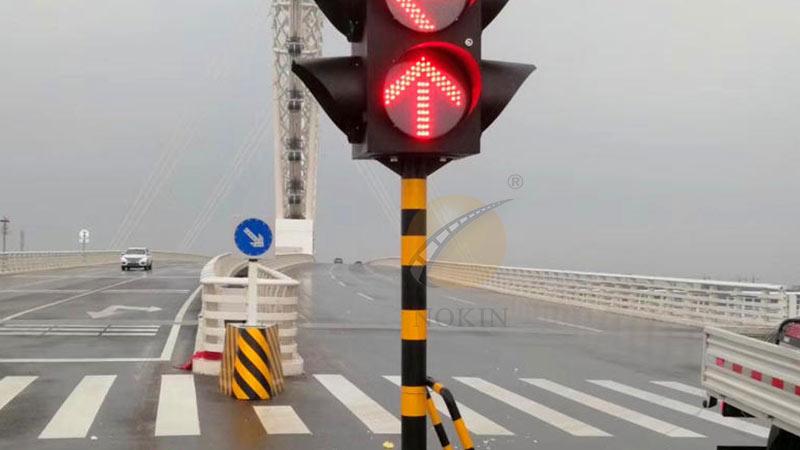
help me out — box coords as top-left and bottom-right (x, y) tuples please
(234, 218), (273, 257)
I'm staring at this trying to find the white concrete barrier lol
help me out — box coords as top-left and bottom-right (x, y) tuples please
(370, 258), (798, 329)
(194, 253), (312, 376)
(0, 251), (210, 275)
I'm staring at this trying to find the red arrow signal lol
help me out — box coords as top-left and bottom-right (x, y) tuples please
(386, 0), (468, 32)
(384, 54), (468, 139)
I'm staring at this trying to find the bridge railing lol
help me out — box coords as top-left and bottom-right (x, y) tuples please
(0, 251), (210, 275)
(370, 258), (797, 329)
(195, 253), (312, 376)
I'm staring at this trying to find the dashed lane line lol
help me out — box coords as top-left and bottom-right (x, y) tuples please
(444, 295), (477, 305)
(356, 292), (374, 301)
(536, 317), (604, 333)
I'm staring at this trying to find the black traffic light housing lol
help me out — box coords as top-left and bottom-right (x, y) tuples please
(292, 0), (533, 172)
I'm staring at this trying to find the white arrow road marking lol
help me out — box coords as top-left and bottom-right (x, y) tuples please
(243, 228), (265, 248)
(87, 305), (162, 319)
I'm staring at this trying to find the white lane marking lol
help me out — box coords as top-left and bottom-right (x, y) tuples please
(44, 331), (100, 336)
(104, 289), (191, 294)
(338, 281), (347, 288)
(50, 328), (105, 332)
(254, 405), (312, 435)
(0, 290), (90, 294)
(383, 376), (513, 436)
(106, 328), (158, 332)
(49, 324), (104, 328)
(103, 333), (157, 337)
(521, 379), (704, 438)
(444, 295), (476, 305)
(0, 357), (162, 363)
(536, 318), (604, 333)
(453, 377), (610, 437)
(427, 318), (450, 327)
(2, 324), (50, 328)
(314, 374), (400, 434)
(588, 380), (769, 438)
(160, 286), (201, 361)
(357, 293), (374, 301)
(39, 375), (116, 439)
(650, 381), (706, 398)
(155, 375), (200, 436)
(0, 376), (37, 411)
(0, 278), (140, 322)
(0, 331), (44, 336)
(0, 327), (50, 332)
(108, 325), (159, 328)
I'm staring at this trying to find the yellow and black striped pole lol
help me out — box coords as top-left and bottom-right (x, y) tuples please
(401, 168), (428, 449)
(427, 390), (452, 450)
(428, 377), (475, 450)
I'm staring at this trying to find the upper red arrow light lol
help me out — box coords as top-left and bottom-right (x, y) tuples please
(386, 0), (468, 32)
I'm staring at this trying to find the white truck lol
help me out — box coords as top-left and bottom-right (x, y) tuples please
(702, 319), (800, 449)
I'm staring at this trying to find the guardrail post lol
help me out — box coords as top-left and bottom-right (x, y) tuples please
(788, 292), (798, 318)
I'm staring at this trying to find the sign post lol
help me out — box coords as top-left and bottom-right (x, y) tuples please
(78, 229), (90, 254)
(234, 218), (273, 326)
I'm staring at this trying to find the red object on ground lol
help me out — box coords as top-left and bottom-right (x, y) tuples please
(179, 351), (222, 371)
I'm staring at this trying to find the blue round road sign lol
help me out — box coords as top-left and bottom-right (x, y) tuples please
(234, 218), (273, 257)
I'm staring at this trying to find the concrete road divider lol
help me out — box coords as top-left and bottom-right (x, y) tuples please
(194, 253), (311, 376)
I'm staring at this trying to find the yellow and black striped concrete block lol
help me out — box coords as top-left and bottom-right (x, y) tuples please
(401, 175), (428, 448)
(219, 323), (284, 400)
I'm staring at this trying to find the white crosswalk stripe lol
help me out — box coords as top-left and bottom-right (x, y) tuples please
(39, 375), (116, 439)
(314, 374), (400, 434)
(383, 376), (513, 435)
(0, 376), (36, 412)
(0, 373), (773, 443)
(155, 374), (201, 436)
(650, 381), (706, 398)
(521, 378), (704, 437)
(588, 380), (770, 438)
(454, 377), (611, 437)
(255, 405), (312, 434)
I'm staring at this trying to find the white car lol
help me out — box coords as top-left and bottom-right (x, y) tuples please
(121, 247), (153, 271)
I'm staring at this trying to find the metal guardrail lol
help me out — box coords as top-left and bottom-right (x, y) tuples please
(196, 253), (311, 376)
(0, 251), (210, 275)
(370, 258), (798, 328)
(702, 327), (800, 437)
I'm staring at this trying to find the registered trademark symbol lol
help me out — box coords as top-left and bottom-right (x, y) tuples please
(507, 174), (524, 189)
(465, 38), (474, 47)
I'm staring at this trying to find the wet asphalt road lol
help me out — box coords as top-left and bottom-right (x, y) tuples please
(0, 261), (767, 450)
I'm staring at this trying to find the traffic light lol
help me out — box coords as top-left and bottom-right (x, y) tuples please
(292, 3), (533, 449)
(292, 0), (534, 169)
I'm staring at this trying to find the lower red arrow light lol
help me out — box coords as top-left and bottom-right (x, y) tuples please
(384, 51), (469, 140)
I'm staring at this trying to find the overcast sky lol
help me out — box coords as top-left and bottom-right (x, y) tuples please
(1, 0), (799, 283)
